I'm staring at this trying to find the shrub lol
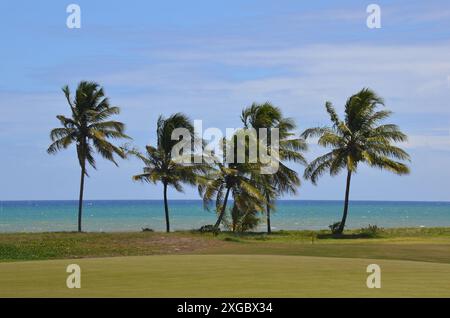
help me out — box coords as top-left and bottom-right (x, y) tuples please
(223, 237), (241, 242)
(329, 222), (342, 234)
(360, 224), (384, 237)
(197, 225), (217, 233)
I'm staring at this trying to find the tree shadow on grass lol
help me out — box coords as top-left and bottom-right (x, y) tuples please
(317, 233), (376, 239)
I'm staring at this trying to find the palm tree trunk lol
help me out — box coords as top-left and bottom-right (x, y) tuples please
(77, 160), (86, 233)
(338, 170), (352, 234)
(265, 192), (272, 234)
(214, 187), (231, 232)
(163, 182), (170, 233)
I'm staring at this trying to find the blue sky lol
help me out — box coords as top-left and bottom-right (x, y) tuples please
(1, 0), (450, 201)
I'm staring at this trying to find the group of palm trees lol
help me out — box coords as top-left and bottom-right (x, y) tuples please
(48, 81), (410, 235)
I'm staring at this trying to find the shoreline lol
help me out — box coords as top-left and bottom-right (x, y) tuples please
(0, 224), (448, 234)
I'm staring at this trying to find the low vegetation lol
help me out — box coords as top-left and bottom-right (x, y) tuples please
(1, 227), (449, 263)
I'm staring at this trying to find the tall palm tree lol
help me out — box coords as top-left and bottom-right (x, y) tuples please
(198, 161), (265, 234)
(302, 88), (410, 234)
(241, 102), (307, 233)
(47, 81), (130, 232)
(132, 113), (205, 233)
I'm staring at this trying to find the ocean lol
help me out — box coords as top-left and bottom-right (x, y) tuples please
(0, 200), (449, 232)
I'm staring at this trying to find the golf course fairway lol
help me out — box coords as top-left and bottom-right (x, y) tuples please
(1, 254), (449, 297)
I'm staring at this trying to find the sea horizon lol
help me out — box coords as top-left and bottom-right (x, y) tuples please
(1, 200), (449, 233)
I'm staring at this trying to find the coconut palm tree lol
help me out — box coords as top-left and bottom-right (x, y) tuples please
(47, 81), (130, 232)
(132, 113), (205, 232)
(229, 202), (261, 233)
(198, 161), (265, 234)
(302, 88), (410, 234)
(241, 102), (307, 233)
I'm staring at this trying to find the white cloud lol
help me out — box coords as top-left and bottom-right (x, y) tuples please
(402, 135), (450, 151)
(95, 43), (450, 120)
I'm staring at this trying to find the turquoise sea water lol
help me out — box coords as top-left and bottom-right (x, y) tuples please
(0, 200), (449, 232)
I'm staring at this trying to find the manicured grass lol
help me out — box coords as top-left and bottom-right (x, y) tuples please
(1, 228), (449, 297)
(1, 254), (449, 297)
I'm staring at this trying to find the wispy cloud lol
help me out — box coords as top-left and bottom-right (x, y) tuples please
(2, 0), (450, 200)
(94, 43), (450, 119)
(403, 134), (450, 151)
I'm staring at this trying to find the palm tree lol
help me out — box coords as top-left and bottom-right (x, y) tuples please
(302, 88), (410, 234)
(47, 81), (130, 232)
(229, 202), (260, 233)
(241, 102), (307, 233)
(132, 113), (205, 233)
(198, 161), (265, 234)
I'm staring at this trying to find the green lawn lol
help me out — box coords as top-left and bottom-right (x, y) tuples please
(1, 254), (449, 297)
(0, 228), (449, 297)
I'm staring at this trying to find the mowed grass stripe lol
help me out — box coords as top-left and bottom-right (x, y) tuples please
(0, 255), (449, 297)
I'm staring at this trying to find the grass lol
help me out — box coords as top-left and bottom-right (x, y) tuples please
(0, 231), (220, 262)
(1, 227), (449, 263)
(0, 227), (449, 297)
(1, 254), (449, 297)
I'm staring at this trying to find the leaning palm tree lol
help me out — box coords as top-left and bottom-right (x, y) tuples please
(47, 81), (130, 232)
(198, 161), (265, 234)
(132, 113), (205, 232)
(302, 88), (410, 234)
(241, 102), (307, 233)
(229, 202), (261, 233)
